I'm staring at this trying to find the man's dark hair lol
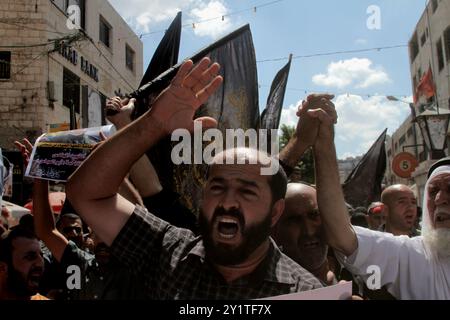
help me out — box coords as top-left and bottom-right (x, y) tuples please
(60, 199), (77, 216)
(18, 214), (34, 231)
(351, 212), (369, 228)
(0, 227), (38, 265)
(55, 212), (81, 229)
(269, 165), (288, 203)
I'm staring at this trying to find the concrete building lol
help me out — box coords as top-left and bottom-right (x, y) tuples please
(338, 156), (362, 184)
(0, 0), (143, 148)
(409, 0), (450, 113)
(386, 0), (450, 205)
(385, 115), (426, 186)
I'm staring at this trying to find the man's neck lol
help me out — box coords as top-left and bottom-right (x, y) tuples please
(214, 240), (270, 283)
(310, 260), (329, 282)
(385, 223), (409, 236)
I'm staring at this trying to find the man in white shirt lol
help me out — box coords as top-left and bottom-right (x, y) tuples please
(300, 96), (450, 299)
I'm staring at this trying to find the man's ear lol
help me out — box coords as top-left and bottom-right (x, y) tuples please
(270, 199), (285, 227)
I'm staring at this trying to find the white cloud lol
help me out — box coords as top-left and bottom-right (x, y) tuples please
(312, 58), (391, 89)
(190, 1), (233, 38)
(279, 100), (301, 129)
(279, 95), (411, 158)
(108, 0), (186, 32)
(341, 152), (358, 159)
(108, 0), (233, 38)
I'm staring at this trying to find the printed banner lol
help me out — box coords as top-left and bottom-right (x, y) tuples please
(258, 281), (352, 300)
(25, 125), (113, 182)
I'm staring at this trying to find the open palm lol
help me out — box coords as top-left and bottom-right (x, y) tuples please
(150, 57), (223, 135)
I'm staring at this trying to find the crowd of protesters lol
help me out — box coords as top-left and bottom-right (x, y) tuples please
(1, 58), (449, 300)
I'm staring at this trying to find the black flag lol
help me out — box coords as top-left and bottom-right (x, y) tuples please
(127, 12), (182, 120)
(130, 24), (259, 128)
(342, 129), (387, 209)
(131, 25), (259, 215)
(139, 12), (181, 87)
(260, 54), (292, 130)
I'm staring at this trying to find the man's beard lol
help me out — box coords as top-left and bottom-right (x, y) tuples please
(423, 228), (450, 259)
(296, 236), (328, 272)
(7, 265), (42, 298)
(199, 206), (272, 266)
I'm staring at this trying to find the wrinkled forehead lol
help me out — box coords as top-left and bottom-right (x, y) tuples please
(208, 163), (270, 187)
(211, 148), (273, 166)
(428, 172), (450, 188)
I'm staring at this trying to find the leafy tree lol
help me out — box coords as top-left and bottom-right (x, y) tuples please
(279, 124), (315, 184)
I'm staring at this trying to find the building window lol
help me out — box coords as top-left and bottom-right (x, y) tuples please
(437, 38), (445, 71)
(99, 16), (111, 48)
(399, 135), (406, 146)
(407, 127), (413, 138)
(387, 149), (392, 158)
(51, 0), (67, 12)
(431, 0), (438, 13)
(100, 93), (107, 125)
(63, 67), (80, 113)
(409, 32), (419, 63)
(0, 51), (11, 80)
(125, 44), (135, 72)
(51, 0), (85, 29)
(421, 32), (427, 47)
(444, 27), (450, 62)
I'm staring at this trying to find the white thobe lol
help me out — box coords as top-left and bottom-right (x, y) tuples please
(335, 227), (450, 300)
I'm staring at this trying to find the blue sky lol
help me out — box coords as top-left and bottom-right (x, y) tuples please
(109, 0), (428, 158)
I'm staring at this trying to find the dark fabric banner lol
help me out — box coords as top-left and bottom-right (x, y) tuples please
(260, 55), (292, 130)
(343, 129), (387, 209)
(139, 12), (181, 88)
(131, 12), (182, 120)
(130, 25), (259, 215)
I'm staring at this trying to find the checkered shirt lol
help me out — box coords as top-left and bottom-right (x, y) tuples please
(110, 205), (323, 299)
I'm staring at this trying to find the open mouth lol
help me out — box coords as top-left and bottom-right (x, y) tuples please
(28, 273), (42, 287)
(302, 240), (320, 250)
(216, 217), (240, 239)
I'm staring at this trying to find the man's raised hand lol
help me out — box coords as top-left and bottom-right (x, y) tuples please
(149, 57), (223, 135)
(14, 138), (34, 167)
(294, 94), (336, 147)
(106, 96), (135, 129)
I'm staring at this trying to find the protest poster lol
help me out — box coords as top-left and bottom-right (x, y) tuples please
(0, 148), (4, 209)
(258, 281), (352, 300)
(25, 125), (113, 182)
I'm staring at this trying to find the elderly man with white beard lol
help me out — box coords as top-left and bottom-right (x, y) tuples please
(307, 95), (450, 299)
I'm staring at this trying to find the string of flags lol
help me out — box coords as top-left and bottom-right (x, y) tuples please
(118, 0), (285, 41)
